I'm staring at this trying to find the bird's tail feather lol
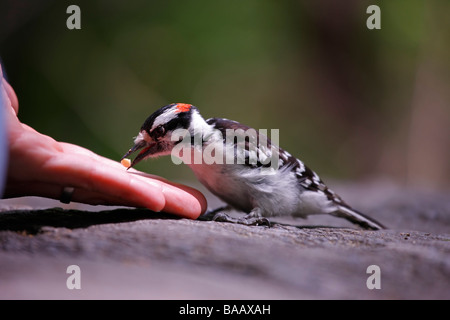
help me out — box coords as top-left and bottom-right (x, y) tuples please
(332, 206), (385, 230)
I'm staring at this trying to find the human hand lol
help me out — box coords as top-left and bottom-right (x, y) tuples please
(1, 66), (207, 219)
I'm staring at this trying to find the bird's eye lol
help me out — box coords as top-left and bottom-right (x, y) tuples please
(152, 125), (165, 139)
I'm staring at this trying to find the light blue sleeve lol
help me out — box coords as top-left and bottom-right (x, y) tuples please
(0, 80), (8, 198)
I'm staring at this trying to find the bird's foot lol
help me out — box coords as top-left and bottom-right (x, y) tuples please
(214, 212), (271, 227)
(197, 206), (230, 221)
(199, 207), (271, 227)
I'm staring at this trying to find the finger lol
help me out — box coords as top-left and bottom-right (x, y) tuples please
(4, 181), (154, 208)
(2, 78), (19, 115)
(60, 142), (207, 218)
(42, 151), (167, 212)
(159, 181), (207, 219)
(126, 171), (207, 219)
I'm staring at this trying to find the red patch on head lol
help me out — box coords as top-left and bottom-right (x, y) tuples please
(175, 103), (192, 113)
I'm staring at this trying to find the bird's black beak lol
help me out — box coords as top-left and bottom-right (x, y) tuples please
(121, 140), (156, 169)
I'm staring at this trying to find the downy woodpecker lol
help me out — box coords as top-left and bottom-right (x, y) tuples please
(122, 103), (385, 230)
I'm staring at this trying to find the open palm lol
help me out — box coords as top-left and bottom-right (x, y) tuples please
(1, 66), (206, 219)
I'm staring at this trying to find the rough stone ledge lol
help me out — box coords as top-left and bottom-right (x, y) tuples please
(0, 205), (449, 299)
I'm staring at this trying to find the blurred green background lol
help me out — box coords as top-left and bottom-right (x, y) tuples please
(1, 0), (449, 189)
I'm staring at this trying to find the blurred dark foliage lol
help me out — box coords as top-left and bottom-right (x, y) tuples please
(1, 0), (449, 188)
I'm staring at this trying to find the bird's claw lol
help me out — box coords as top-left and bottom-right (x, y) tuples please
(208, 211), (271, 227)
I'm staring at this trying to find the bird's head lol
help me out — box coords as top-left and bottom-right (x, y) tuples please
(121, 103), (204, 168)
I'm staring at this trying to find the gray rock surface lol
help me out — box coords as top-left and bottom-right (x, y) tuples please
(0, 181), (449, 299)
